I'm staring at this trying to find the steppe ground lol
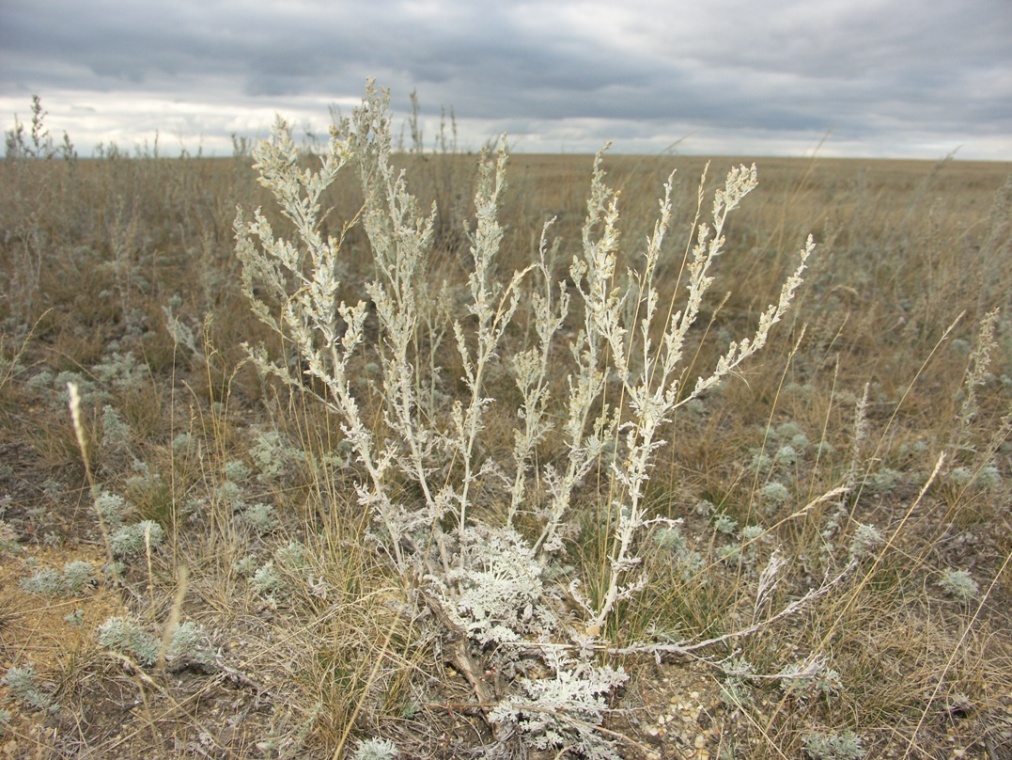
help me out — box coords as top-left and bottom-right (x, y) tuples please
(1, 143), (1011, 759)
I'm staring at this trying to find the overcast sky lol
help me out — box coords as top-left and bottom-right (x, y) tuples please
(2, 0), (1010, 159)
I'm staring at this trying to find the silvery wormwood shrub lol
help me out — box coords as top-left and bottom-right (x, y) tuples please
(235, 82), (816, 757)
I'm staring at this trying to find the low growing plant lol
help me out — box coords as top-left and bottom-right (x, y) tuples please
(351, 737), (399, 760)
(97, 616), (160, 666)
(19, 567), (64, 596)
(803, 729), (865, 760)
(937, 568), (979, 602)
(163, 621), (216, 671)
(235, 81), (819, 756)
(109, 519), (164, 557)
(251, 561), (286, 598)
(19, 559), (94, 596)
(1, 662), (57, 713)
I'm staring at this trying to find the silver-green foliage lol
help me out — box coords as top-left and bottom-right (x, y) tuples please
(110, 519), (164, 557)
(164, 621), (215, 670)
(251, 561), (286, 597)
(250, 429), (304, 484)
(779, 658), (842, 704)
(101, 404), (131, 452)
(235, 82), (811, 755)
(803, 730), (865, 760)
(19, 567), (64, 595)
(938, 568), (979, 601)
(847, 523), (883, 562)
(63, 560), (96, 592)
(94, 491), (130, 529)
(97, 617), (160, 666)
(97, 617), (214, 670)
(20, 559), (94, 596)
(240, 502), (279, 535)
(351, 738), (399, 760)
(1, 662), (56, 712)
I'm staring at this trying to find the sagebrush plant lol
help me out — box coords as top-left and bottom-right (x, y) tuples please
(97, 616), (161, 666)
(1, 662), (56, 713)
(19, 559), (95, 596)
(96, 615), (215, 670)
(109, 518), (164, 557)
(803, 729), (865, 760)
(235, 82), (817, 755)
(351, 737), (400, 760)
(937, 568), (979, 602)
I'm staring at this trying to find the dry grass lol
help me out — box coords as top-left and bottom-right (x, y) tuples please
(0, 115), (1010, 759)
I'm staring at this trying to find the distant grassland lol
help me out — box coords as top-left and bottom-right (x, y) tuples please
(1, 133), (1011, 760)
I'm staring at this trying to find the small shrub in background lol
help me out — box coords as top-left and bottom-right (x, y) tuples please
(947, 464), (1002, 490)
(62, 560), (96, 591)
(937, 568), (979, 602)
(1, 662), (57, 713)
(760, 481), (791, 510)
(96, 617), (213, 670)
(19, 567), (63, 596)
(779, 659), (843, 705)
(19, 559), (95, 596)
(251, 561), (286, 598)
(163, 621), (216, 671)
(100, 404), (131, 452)
(351, 738), (399, 760)
(250, 429), (304, 484)
(223, 459), (251, 483)
(109, 519), (164, 557)
(803, 730), (865, 760)
(94, 491), (130, 529)
(847, 523), (883, 562)
(240, 502), (279, 535)
(97, 617), (160, 666)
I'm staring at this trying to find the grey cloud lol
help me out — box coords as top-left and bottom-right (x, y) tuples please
(1, 0), (1009, 157)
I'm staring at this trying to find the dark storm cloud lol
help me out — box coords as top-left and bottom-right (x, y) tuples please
(1, 0), (1009, 157)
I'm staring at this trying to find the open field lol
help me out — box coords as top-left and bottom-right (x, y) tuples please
(1, 104), (1011, 759)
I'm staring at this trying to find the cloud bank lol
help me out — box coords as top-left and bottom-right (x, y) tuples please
(2, 0), (1010, 158)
